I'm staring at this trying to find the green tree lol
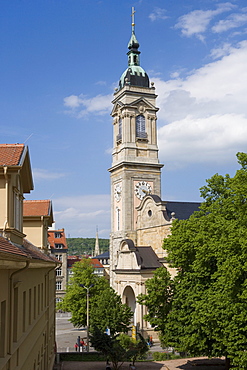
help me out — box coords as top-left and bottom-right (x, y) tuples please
(118, 333), (149, 366)
(138, 153), (247, 369)
(58, 258), (132, 335)
(137, 266), (173, 340)
(91, 286), (132, 335)
(90, 328), (127, 370)
(163, 152), (247, 369)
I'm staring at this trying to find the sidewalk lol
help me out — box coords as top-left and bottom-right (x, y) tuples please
(57, 357), (226, 370)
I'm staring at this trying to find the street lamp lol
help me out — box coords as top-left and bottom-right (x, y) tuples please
(80, 284), (94, 352)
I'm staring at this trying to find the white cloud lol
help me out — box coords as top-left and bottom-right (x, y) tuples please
(210, 42), (232, 59)
(63, 93), (112, 118)
(175, 2), (236, 40)
(33, 168), (66, 181)
(212, 12), (247, 33)
(52, 195), (110, 238)
(64, 95), (82, 108)
(152, 40), (247, 167)
(149, 8), (168, 22)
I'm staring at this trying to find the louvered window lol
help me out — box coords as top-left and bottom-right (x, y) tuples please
(136, 115), (147, 139)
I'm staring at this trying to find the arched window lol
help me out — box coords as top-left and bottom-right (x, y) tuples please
(117, 118), (122, 143)
(136, 115), (147, 139)
(119, 118), (122, 137)
(116, 207), (120, 231)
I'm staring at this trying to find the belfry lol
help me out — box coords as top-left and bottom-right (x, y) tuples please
(109, 8), (199, 334)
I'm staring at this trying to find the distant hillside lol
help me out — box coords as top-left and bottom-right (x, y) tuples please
(66, 237), (109, 256)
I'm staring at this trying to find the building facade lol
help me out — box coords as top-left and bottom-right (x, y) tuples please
(48, 229), (68, 303)
(0, 144), (58, 370)
(109, 11), (200, 333)
(23, 199), (54, 254)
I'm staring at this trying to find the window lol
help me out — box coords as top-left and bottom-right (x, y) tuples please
(14, 190), (21, 231)
(13, 288), (18, 342)
(56, 267), (62, 276)
(56, 281), (62, 290)
(136, 115), (147, 139)
(22, 291), (26, 332)
(55, 254), (62, 261)
(55, 244), (64, 249)
(116, 207), (120, 231)
(0, 300), (6, 357)
(117, 118), (122, 143)
(55, 232), (61, 238)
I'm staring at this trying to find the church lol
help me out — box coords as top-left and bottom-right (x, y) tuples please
(108, 9), (200, 335)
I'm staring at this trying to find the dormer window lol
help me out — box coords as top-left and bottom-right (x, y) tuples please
(136, 115), (147, 140)
(55, 244), (63, 249)
(55, 232), (61, 238)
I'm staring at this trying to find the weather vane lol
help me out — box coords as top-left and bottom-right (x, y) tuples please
(131, 7), (135, 32)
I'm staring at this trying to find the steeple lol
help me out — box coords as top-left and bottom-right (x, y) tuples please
(94, 226), (100, 257)
(119, 7), (149, 89)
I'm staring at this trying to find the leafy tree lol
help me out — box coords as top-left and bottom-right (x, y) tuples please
(66, 237), (109, 255)
(137, 266), (173, 339)
(90, 328), (127, 370)
(138, 153), (247, 369)
(58, 258), (132, 335)
(90, 330), (148, 369)
(118, 333), (149, 365)
(164, 152), (247, 369)
(91, 286), (132, 335)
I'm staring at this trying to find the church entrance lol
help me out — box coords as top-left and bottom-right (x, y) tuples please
(122, 285), (136, 325)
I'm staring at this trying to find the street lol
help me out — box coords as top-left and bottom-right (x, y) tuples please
(56, 312), (87, 352)
(55, 312), (163, 352)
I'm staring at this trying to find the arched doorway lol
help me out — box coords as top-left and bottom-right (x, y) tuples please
(122, 285), (136, 325)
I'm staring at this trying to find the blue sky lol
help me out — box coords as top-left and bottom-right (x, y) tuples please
(1, 0), (247, 238)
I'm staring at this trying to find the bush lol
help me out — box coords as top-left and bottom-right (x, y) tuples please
(152, 352), (182, 361)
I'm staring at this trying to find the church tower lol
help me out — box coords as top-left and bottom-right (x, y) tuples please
(109, 8), (163, 287)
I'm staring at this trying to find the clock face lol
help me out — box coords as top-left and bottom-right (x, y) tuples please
(114, 183), (122, 202)
(135, 181), (152, 200)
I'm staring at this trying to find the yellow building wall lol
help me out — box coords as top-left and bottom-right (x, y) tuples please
(0, 265), (56, 370)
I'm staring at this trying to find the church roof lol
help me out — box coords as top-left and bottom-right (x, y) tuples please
(166, 201), (201, 220)
(136, 246), (162, 269)
(92, 251), (109, 259)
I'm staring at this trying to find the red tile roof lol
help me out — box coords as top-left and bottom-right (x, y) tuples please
(0, 236), (27, 257)
(0, 236), (59, 264)
(0, 144), (25, 166)
(48, 229), (68, 249)
(90, 258), (104, 269)
(23, 200), (51, 217)
(23, 239), (59, 262)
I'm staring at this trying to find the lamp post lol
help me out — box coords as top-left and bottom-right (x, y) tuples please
(80, 284), (94, 352)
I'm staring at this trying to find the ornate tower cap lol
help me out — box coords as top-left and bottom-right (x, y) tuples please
(119, 7), (149, 89)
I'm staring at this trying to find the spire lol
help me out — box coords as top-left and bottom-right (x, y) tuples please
(128, 7), (140, 66)
(94, 226), (100, 257)
(119, 7), (149, 89)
